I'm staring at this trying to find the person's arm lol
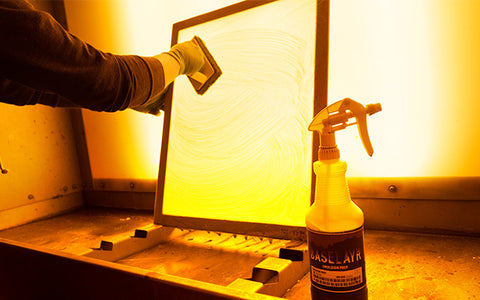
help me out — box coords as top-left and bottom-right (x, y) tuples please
(0, 75), (79, 108)
(0, 0), (168, 112)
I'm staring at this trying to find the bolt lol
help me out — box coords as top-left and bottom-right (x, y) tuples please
(28, 194), (35, 200)
(129, 182), (135, 189)
(388, 185), (398, 193)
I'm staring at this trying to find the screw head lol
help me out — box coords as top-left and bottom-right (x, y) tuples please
(388, 185), (397, 193)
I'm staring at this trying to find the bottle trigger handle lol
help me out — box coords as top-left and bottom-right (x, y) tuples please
(309, 98), (382, 157)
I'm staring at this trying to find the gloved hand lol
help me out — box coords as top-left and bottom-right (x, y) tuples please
(131, 89), (167, 116)
(165, 40), (205, 75)
(132, 39), (205, 116)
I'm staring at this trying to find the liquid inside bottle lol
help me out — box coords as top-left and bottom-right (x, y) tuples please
(306, 159), (368, 300)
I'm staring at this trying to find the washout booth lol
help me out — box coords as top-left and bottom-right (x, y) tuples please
(1, 0), (479, 299)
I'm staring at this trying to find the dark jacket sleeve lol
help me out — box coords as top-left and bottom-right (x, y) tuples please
(0, 0), (165, 112)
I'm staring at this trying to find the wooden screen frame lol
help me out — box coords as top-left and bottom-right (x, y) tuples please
(154, 0), (330, 241)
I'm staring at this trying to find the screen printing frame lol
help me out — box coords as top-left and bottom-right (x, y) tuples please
(154, 0), (330, 240)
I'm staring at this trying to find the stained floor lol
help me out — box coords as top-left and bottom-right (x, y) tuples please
(285, 230), (480, 300)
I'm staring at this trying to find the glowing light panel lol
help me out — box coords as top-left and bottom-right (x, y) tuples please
(329, 0), (480, 178)
(161, 0), (316, 226)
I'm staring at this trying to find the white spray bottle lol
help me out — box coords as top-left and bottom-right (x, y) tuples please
(306, 98), (381, 300)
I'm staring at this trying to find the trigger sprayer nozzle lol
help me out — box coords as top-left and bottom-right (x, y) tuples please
(366, 103), (382, 116)
(309, 98), (382, 160)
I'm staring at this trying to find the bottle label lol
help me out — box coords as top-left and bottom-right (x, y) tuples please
(307, 226), (366, 293)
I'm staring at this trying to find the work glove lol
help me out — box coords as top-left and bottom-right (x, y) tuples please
(132, 40), (205, 116)
(166, 40), (205, 75)
(131, 88), (167, 116)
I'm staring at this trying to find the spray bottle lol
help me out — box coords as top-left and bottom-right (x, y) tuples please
(306, 98), (381, 300)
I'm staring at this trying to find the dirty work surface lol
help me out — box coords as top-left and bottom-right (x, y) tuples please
(285, 230), (480, 300)
(0, 208), (479, 299)
(117, 229), (298, 287)
(0, 207), (152, 255)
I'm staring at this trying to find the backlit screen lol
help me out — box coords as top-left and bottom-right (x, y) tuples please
(159, 0), (317, 227)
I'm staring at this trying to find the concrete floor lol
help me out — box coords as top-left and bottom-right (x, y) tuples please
(0, 208), (479, 299)
(285, 230), (480, 300)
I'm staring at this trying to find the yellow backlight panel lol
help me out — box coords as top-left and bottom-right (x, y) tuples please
(329, 0), (480, 178)
(161, 0), (316, 226)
